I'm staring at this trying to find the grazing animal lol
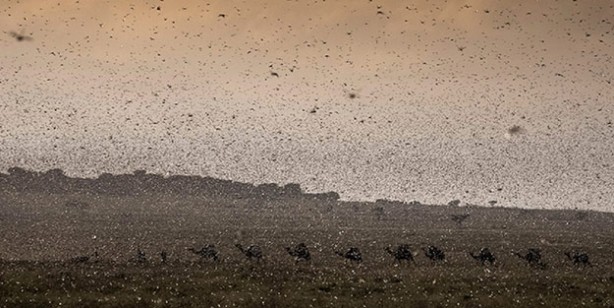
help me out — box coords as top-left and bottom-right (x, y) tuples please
(335, 247), (362, 263)
(235, 244), (263, 261)
(385, 245), (416, 263)
(187, 245), (219, 261)
(469, 248), (496, 265)
(136, 249), (147, 263)
(285, 243), (311, 263)
(160, 250), (168, 263)
(423, 245), (446, 262)
(70, 251), (99, 264)
(565, 251), (592, 266)
(514, 248), (545, 268)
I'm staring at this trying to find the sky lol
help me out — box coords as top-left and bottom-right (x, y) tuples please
(0, 0), (613, 211)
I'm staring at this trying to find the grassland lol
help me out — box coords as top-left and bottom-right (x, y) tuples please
(0, 192), (613, 307)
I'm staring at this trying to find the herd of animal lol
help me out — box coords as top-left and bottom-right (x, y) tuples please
(70, 244), (593, 268)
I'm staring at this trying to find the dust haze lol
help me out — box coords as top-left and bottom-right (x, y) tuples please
(1, 1), (613, 207)
(1, 1), (614, 306)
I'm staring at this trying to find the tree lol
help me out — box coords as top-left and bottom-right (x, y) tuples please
(45, 168), (66, 178)
(283, 183), (302, 195)
(133, 170), (147, 177)
(448, 199), (461, 207)
(7, 167), (29, 177)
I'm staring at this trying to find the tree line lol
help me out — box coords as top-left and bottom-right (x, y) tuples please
(0, 167), (340, 201)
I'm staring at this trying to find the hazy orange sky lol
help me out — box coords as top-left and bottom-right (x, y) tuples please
(1, 0), (613, 210)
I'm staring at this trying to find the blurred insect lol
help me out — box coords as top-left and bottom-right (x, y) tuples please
(8, 31), (33, 42)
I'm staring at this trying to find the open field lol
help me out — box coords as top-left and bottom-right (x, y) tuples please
(1, 192), (613, 307)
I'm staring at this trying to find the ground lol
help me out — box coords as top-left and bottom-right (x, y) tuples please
(0, 192), (613, 307)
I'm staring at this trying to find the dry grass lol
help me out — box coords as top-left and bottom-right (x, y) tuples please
(0, 192), (613, 307)
(1, 259), (612, 307)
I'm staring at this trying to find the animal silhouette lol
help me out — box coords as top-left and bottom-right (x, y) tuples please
(335, 247), (362, 263)
(514, 248), (545, 268)
(285, 243), (311, 263)
(564, 251), (592, 266)
(235, 244), (263, 261)
(135, 249), (147, 263)
(469, 248), (496, 265)
(423, 245), (446, 262)
(385, 244), (416, 263)
(187, 245), (220, 261)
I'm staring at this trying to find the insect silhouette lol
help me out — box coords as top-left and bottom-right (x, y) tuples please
(8, 31), (33, 42)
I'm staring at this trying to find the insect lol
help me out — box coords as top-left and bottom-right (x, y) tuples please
(8, 31), (33, 42)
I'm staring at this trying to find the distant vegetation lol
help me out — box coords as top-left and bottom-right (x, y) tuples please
(0, 167), (340, 201)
